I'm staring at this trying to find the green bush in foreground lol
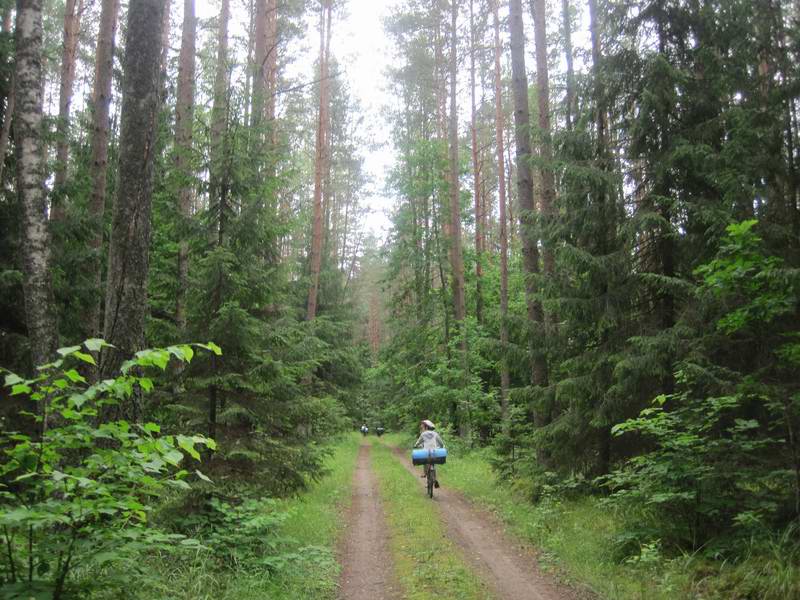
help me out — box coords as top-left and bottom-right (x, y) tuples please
(0, 340), (218, 599)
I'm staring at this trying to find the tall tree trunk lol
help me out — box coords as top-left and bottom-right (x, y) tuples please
(0, 74), (13, 187)
(209, 0), (229, 215)
(493, 0), (510, 430)
(530, 0), (556, 438)
(307, 0), (331, 320)
(531, 0), (555, 279)
(174, 0), (195, 332)
(448, 0), (466, 329)
(469, 0), (483, 324)
(265, 0), (278, 144)
(51, 0), (84, 220)
(449, 0), (468, 435)
(159, 0), (171, 95)
(508, 0), (546, 388)
(100, 0), (166, 383)
(588, 0), (608, 159)
(561, 0), (576, 130)
(207, 0), (230, 442)
(15, 0), (58, 369)
(251, 0), (266, 131)
(0, 5), (12, 179)
(86, 0), (120, 338)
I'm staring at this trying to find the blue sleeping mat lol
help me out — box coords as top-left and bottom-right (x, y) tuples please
(411, 447), (447, 465)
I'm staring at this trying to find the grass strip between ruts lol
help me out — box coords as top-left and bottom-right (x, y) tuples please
(369, 440), (494, 600)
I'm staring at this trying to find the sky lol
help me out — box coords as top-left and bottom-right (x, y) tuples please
(195, 0), (399, 239)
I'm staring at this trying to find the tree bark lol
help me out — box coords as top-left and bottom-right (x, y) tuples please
(265, 0), (278, 137)
(0, 6), (12, 180)
(209, 0), (229, 220)
(493, 0), (510, 430)
(307, 0), (332, 321)
(175, 0), (195, 332)
(561, 0), (576, 130)
(86, 0), (120, 338)
(448, 0), (466, 328)
(206, 0), (230, 449)
(100, 0), (166, 381)
(469, 0), (483, 324)
(0, 73), (13, 187)
(14, 0), (59, 369)
(51, 0), (84, 220)
(587, 0), (608, 157)
(251, 0), (267, 131)
(509, 0), (546, 387)
(159, 0), (171, 95)
(531, 0), (555, 280)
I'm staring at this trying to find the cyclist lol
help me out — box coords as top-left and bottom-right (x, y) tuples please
(360, 424), (368, 436)
(414, 419), (445, 488)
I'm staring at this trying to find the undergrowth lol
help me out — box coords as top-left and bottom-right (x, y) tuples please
(84, 433), (362, 599)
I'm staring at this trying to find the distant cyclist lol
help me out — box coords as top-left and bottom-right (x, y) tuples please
(414, 419), (444, 488)
(360, 424), (368, 436)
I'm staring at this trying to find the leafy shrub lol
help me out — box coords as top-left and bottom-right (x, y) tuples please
(603, 221), (800, 558)
(0, 340), (218, 598)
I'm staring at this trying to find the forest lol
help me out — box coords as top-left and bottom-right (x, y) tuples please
(0, 0), (798, 598)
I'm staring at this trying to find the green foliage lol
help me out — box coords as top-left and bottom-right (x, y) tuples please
(695, 219), (798, 334)
(604, 220), (800, 556)
(0, 341), (216, 597)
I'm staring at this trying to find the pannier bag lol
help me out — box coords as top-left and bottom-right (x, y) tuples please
(411, 447), (448, 465)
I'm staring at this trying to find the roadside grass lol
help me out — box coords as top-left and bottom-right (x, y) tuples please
(138, 433), (362, 600)
(439, 447), (671, 599)
(383, 434), (800, 600)
(380, 432), (677, 598)
(369, 440), (494, 600)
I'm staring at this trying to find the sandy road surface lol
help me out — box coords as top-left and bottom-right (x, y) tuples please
(338, 444), (400, 600)
(392, 446), (583, 600)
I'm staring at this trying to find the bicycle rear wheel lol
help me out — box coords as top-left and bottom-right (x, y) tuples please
(427, 466), (435, 498)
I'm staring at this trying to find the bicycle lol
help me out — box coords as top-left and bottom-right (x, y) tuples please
(424, 463), (437, 498)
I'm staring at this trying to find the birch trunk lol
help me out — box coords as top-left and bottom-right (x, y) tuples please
(100, 0), (166, 383)
(15, 0), (58, 369)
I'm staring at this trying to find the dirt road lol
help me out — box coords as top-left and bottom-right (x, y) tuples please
(392, 446), (580, 600)
(338, 442), (581, 600)
(338, 444), (400, 600)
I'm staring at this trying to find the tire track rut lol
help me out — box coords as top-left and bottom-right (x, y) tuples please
(391, 445), (583, 600)
(338, 443), (400, 600)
